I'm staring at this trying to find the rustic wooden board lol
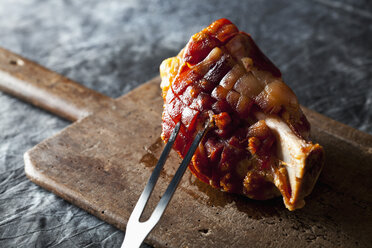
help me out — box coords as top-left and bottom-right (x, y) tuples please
(25, 77), (372, 247)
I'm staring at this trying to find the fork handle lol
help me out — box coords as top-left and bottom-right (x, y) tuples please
(0, 47), (114, 121)
(121, 226), (148, 248)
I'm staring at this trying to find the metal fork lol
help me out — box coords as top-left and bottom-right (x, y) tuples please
(121, 121), (209, 247)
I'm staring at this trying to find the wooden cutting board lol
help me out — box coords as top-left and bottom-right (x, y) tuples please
(1, 47), (371, 247)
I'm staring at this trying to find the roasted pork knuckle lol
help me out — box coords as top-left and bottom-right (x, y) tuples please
(160, 19), (324, 210)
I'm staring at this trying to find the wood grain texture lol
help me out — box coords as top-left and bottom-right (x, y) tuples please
(0, 47), (113, 121)
(25, 77), (372, 247)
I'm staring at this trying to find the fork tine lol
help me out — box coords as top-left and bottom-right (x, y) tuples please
(130, 122), (181, 220)
(122, 121), (209, 247)
(149, 122), (209, 224)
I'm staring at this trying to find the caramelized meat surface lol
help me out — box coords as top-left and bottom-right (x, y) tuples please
(160, 19), (324, 210)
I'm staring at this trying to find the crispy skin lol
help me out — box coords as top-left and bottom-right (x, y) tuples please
(160, 19), (324, 210)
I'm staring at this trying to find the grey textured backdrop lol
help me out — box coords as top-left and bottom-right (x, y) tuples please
(0, 0), (371, 247)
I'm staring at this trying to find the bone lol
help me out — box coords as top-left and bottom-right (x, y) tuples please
(256, 112), (324, 210)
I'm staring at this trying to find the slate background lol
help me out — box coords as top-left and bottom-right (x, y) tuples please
(0, 0), (371, 247)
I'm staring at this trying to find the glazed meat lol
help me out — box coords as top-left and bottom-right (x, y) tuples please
(160, 19), (324, 210)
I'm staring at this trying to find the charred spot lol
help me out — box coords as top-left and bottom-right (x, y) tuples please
(204, 55), (232, 86)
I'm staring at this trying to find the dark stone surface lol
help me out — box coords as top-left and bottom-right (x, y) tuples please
(0, 0), (371, 247)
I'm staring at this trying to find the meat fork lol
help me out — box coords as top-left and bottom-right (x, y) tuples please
(121, 122), (209, 247)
